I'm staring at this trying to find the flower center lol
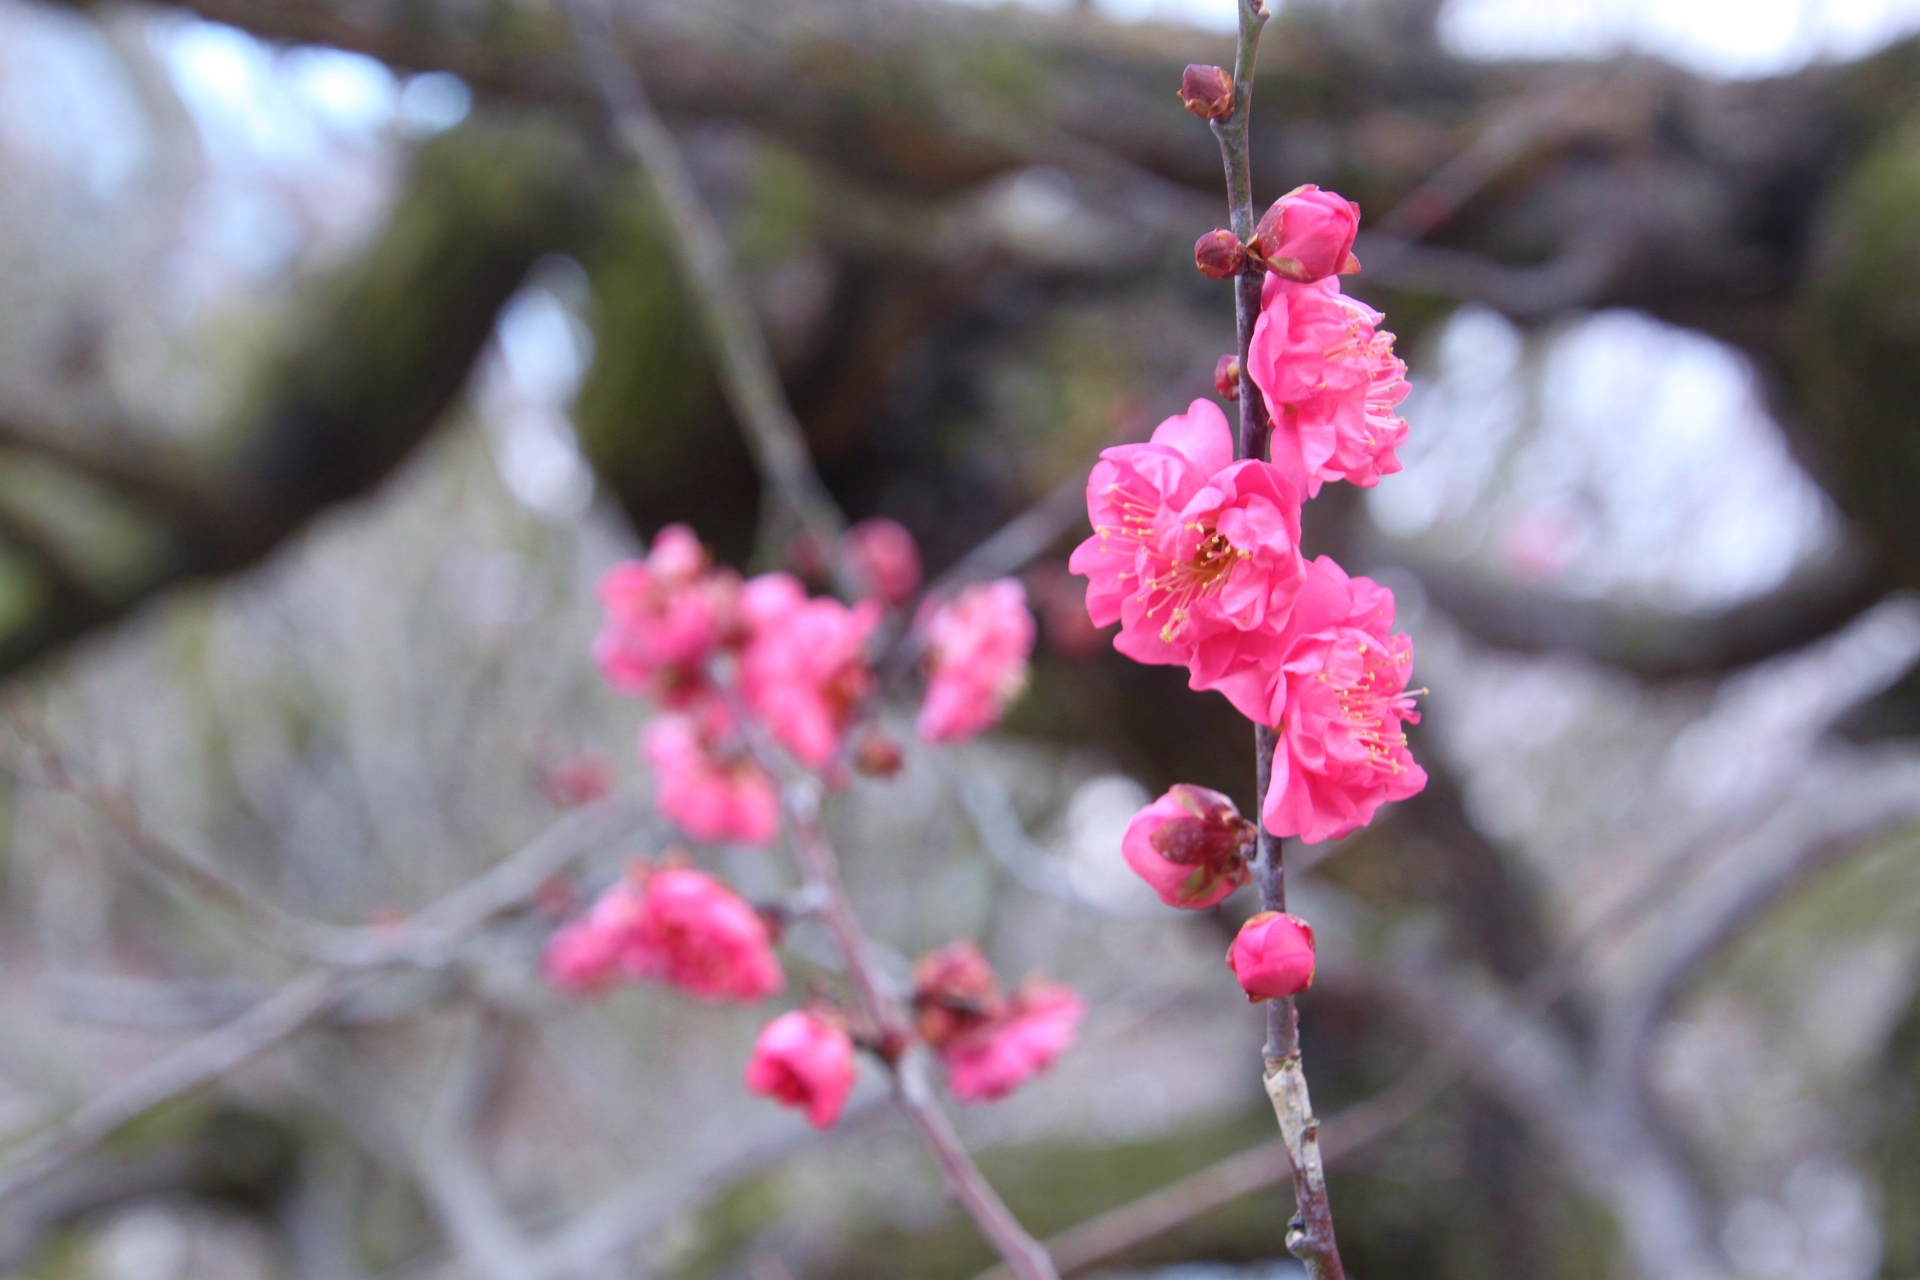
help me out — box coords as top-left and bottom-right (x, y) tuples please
(1322, 642), (1423, 773)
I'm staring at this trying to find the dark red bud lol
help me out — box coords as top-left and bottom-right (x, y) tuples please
(853, 729), (904, 778)
(1178, 64), (1235, 121)
(1194, 229), (1246, 280)
(1214, 354), (1241, 401)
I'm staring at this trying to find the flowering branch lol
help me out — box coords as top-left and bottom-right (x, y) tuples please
(1206, 4), (1347, 1276)
(766, 761), (1062, 1280)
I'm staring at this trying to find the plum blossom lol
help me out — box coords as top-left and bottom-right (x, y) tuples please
(843, 517), (923, 605)
(1227, 911), (1316, 1000)
(1121, 784), (1255, 909)
(541, 878), (644, 994)
(643, 704), (780, 847)
(1248, 556), (1427, 844)
(1247, 276), (1409, 497)
(744, 1009), (858, 1129)
(593, 525), (740, 706)
(626, 866), (784, 1003)
(739, 573), (882, 768)
(916, 580), (1035, 744)
(941, 981), (1085, 1103)
(542, 865), (782, 1003)
(911, 940), (1005, 1050)
(1069, 399), (1305, 689)
(1249, 184), (1361, 283)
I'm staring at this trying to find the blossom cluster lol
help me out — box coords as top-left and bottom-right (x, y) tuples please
(1078, 184), (1429, 1001)
(547, 517), (1079, 1127)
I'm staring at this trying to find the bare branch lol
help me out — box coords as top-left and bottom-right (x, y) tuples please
(562, 0), (850, 581)
(0, 969), (347, 1203)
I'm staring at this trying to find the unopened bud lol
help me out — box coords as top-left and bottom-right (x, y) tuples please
(1178, 64), (1235, 122)
(1122, 784), (1255, 910)
(1214, 354), (1241, 401)
(1194, 228), (1246, 280)
(1249, 184), (1362, 283)
(1228, 911), (1316, 1001)
(853, 729), (904, 778)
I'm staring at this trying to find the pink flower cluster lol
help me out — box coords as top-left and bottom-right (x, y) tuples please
(917, 580), (1035, 744)
(543, 863), (784, 1003)
(911, 941), (1085, 1103)
(1074, 185), (1426, 852)
(562, 520), (1062, 1132)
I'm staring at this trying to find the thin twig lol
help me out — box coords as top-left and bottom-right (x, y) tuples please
(779, 773), (1059, 1280)
(0, 969), (347, 1202)
(561, 0), (851, 586)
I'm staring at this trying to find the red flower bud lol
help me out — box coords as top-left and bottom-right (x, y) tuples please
(912, 940), (1005, 1049)
(1178, 64), (1235, 121)
(1214, 354), (1241, 401)
(1249, 184), (1362, 283)
(1123, 784), (1256, 909)
(853, 729), (904, 778)
(1227, 911), (1316, 1001)
(1194, 229), (1246, 280)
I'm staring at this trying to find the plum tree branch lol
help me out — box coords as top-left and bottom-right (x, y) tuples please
(562, 0), (852, 585)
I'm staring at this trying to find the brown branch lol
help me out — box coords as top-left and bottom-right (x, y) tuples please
(1389, 547), (1893, 681)
(562, 0), (851, 585)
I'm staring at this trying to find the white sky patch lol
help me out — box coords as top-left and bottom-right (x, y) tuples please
(478, 272), (598, 521)
(942, 0), (1920, 77)
(1371, 307), (1844, 611)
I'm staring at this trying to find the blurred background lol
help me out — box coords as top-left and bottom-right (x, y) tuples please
(5, 0), (1920, 1276)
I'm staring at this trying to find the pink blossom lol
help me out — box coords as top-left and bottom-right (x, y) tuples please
(739, 574), (881, 769)
(1247, 556), (1427, 843)
(1068, 399), (1304, 687)
(916, 580), (1035, 744)
(1227, 911), (1317, 1000)
(642, 707), (780, 847)
(540, 879), (645, 995)
(744, 1009), (858, 1129)
(539, 753), (612, 808)
(941, 981), (1085, 1103)
(593, 525), (739, 704)
(1121, 784), (1255, 910)
(627, 866), (784, 1003)
(1250, 185), (1361, 283)
(1246, 276), (1408, 495)
(911, 940), (1005, 1050)
(844, 518), (923, 605)
(1247, 277), (1408, 497)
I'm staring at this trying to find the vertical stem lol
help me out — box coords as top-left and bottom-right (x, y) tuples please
(1209, 4), (1348, 1277)
(782, 776), (1060, 1280)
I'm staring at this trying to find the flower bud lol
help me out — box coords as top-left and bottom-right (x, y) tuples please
(1194, 229), (1246, 280)
(1214, 354), (1241, 401)
(843, 517), (922, 605)
(1177, 64), (1235, 121)
(1249, 184), (1362, 283)
(744, 1009), (857, 1129)
(1227, 911), (1316, 1001)
(912, 940), (1004, 1049)
(1122, 784), (1256, 909)
(853, 728), (905, 777)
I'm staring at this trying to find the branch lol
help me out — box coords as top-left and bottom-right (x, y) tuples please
(1392, 549), (1894, 681)
(0, 969), (347, 1203)
(562, 0), (850, 582)
(780, 774), (1059, 1280)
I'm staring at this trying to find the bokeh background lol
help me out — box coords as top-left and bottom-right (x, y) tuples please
(5, 0), (1920, 1277)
